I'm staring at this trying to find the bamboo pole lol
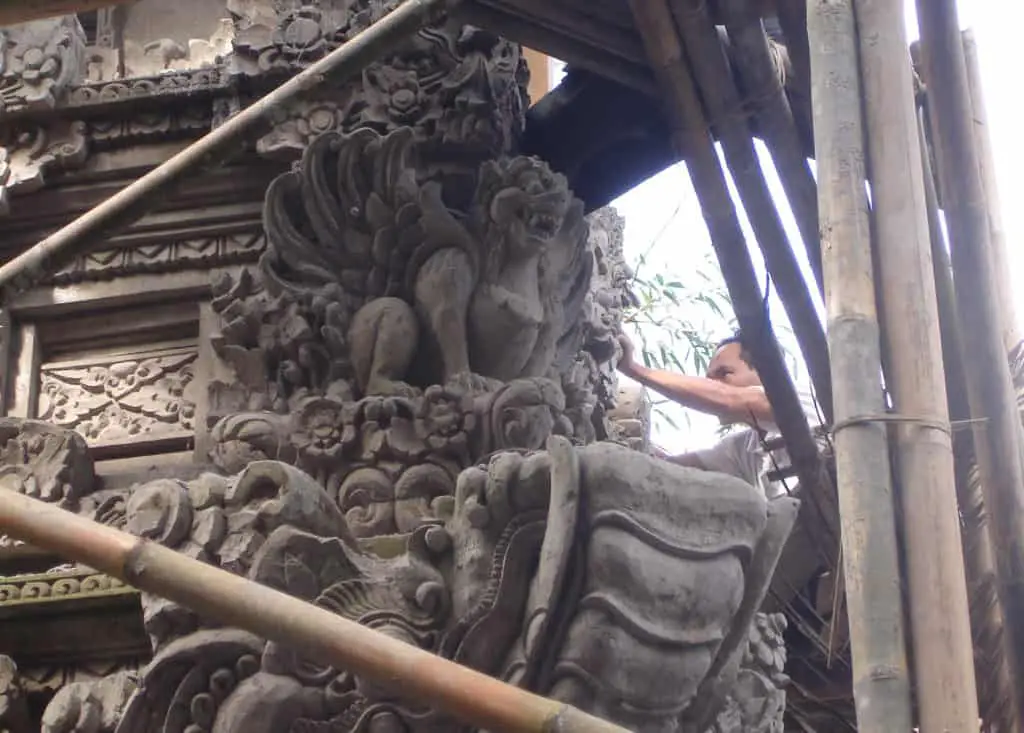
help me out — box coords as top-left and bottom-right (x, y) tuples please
(627, 0), (841, 572)
(806, 1), (914, 731)
(0, 488), (627, 733)
(916, 6), (1024, 726)
(855, 1), (979, 729)
(920, 109), (1022, 733)
(961, 29), (1021, 352)
(718, 0), (823, 296)
(668, 0), (832, 424)
(0, 0), (456, 302)
(0, 0), (135, 25)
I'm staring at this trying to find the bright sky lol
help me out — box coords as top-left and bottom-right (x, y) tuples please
(551, 1), (1024, 452)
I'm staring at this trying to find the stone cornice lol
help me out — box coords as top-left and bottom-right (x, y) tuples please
(0, 566), (136, 614)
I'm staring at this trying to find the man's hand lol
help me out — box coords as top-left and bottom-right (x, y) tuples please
(617, 334), (639, 378)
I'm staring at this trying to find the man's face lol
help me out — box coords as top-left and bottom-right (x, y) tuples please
(707, 342), (762, 388)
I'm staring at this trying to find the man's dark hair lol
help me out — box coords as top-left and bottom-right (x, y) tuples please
(714, 330), (754, 367)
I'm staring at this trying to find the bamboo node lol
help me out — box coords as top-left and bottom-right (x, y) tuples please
(831, 413), (951, 436)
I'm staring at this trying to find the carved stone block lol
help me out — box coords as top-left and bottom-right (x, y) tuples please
(0, 17), (86, 117)
(37, 343), (198, 450)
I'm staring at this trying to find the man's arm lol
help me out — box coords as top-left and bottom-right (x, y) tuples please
(626, 361), (774, 426)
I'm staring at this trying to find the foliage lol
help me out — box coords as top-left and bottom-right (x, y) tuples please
(621, 227), (804, 438)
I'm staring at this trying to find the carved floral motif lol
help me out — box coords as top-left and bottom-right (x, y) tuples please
(38, 346), (198, 447)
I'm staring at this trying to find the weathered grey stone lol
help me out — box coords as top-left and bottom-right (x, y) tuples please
(0, 2), (793, 730)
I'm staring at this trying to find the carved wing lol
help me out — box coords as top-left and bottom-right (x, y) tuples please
(548, 198), (594, 370)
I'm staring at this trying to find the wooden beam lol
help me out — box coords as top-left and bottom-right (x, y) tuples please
(917, 5), (1024, 726)
(0, 0), (134, 25)
(0, 0), (457, 301)
(806, 1), (914, 731)
(855, 0), (980, 729)
(669, 0), (832, 424)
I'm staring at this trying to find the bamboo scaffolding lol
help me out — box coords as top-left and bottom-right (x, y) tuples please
(668, 0), (832, 424)
(961, 29), (1021, 352)
(718, 0), (823, 296)
(0, 0), (134, 25)
(0, 488), (628, 733)
(916, 6), (1024, 726)
(919, 108), (1021, 733)
(855, 1), (979, 729)
(806, 1), (913, 730)
(0, 0), (457, 302)
(626, 0), (841, 573)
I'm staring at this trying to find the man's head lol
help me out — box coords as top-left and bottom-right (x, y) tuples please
(707, 331), (762, 388)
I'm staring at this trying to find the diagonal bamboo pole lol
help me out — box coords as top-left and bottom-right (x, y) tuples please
(0, 487), (628, 733)
(669, 0), (833, 425)
(854, 0), (979, 729)
(626, 0), (841, 574)
(916, 5), (1024, 727)
(806, 1), (914, 730)
(0, 0), (456, 302)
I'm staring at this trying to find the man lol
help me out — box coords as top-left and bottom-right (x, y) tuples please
(618, 331), (828, 613)
(617, 331), (821, 499)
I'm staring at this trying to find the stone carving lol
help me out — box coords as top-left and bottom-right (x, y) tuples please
(93, 437), (797, 733)
(0, 568), (132, 606)
(0, 118), (88, 196)
(45, 232), (266, 286)
(41, 670), (137, 733)
(0, 17), (86, 116)
(217, 125), (588, 393)
(0, 3), (795, 730)
(0, 417), (95, 506)
(123, 20), (234, 79)
(254, 19), (528, 170)
(0, 656), (31, 733)
(710, 613), (789, 733)
(37, 346), (199, 448)
(65, 68), (230, 109)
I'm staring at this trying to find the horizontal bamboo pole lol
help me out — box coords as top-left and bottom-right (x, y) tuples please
(0, 488), (627, 733)
(0, 0), (456, 301)
(0, 0), (134, 25)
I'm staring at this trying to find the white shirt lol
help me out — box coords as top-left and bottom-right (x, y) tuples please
(690, 384), (822, 498)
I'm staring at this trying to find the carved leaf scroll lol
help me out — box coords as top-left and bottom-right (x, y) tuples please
(37, 345), (198, 448)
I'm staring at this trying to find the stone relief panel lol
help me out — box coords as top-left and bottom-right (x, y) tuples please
(45, 232), (267, 286)
(36, 343), (199, 450)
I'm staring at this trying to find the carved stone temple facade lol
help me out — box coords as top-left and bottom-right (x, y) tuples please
(0, 3), (794, 731)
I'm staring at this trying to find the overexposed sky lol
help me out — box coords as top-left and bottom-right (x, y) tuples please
(552, 1), (1022, 452)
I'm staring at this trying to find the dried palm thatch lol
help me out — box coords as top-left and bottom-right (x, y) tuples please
(959, 340), (1024, 733)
